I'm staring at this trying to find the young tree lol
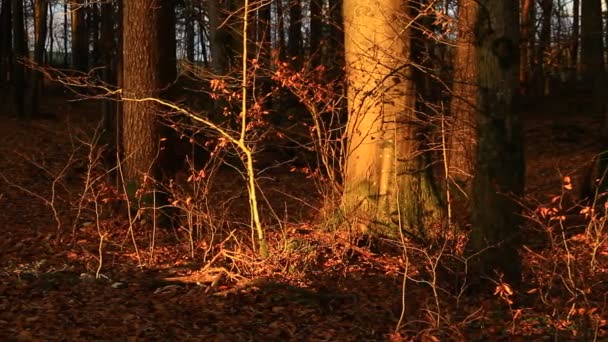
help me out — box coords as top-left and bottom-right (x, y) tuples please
(470, 1), (524, 287)
(341, 0), (442, 239)
(448, 0), (478, 199)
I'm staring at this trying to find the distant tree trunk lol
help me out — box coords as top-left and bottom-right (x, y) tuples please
(470, 1), (524, 287)
(308, 0), (322, 67)
(342, 0), (442, 239)
(288, 0), (302, 66)
(31, 0), (48, 116)
(70, 0), (88, 71)
(184, 2), (195, 62)
(537, 0), (553, 95)
(448, 0), (478, 202)
(275, 0), (286, 59)
(48, 2), (54, 65)
(581, 0), (606, 116)
(100, 0), (117, 149)
(520, 0), (534, 94)
(89, 2), (100, 67)
(327, 0), (343, 76)
(208, 0), (229, 73)
(63, 0), (68, 67)
(197, 7), (209, 66)
(570, 0), (579, 80)
(0, 0), (12, 83)
(122, 0), (168, 181)
(12, 0), (26, 117)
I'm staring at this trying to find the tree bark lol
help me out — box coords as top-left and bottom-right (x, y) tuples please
(470, 0), (524, 287)
(581, 0), (605, 116)
(342, 0), (442, 239)
(0, 0), (12, 83)
(122, 0), (172, 181)
(12, 0), (26, 117)
(288, 0), (302, 66)
(519, 0), (534, 94)
(309, 0), (323, 67)
(70, 0), (88, 71)
(570, 0), (579, 80)
(448, 0), (478, 200)
(537, 0), (553, 95)
(31, 0), (48, 115)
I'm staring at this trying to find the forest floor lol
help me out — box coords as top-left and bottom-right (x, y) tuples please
(0, 93), (607, 341)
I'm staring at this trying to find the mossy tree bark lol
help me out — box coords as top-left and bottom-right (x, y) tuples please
(470, 1), (524, 287)
(341, 0), (442, 240)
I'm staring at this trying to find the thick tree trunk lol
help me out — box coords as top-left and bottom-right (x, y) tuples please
(208, 0), (229, 74)
(122, 0), (166, 181)
(581, 0), (606, 116)
(342, 0), (442, 239)
(448, 0), (478, 200)
(471, 1), (524, 287)
(0, 0), (12, 83)
(70, 0), (88, 71)
(12, 0), (26, 117)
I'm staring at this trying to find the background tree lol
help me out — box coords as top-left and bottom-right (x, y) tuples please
(448, 0), (478, 202)
(470, 1), (524, 287)
(12, 0), (27, 117)
(70, 0), (88, 71)
(31, 0), (48, 116)
(580, 0), (606, 117)
(342, 0), (442, 239)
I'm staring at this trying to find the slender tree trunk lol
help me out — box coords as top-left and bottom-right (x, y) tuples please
(448, 0), (478, 201)
(31, 0), (48, 116)
(48, 2), (53, 65)
(537, 0), (553, 95)
(342, 0), (442, 239)
(12, 0), (26, 117)
(570, 0), (579, 80)
(184, 2), (195, 62)
(288, 0), (302, 66)
(520, 0), (534, 94)
(198, 6), (209, 66)
(275, 0), (286, 59)
(63, 0), (68, 67)
(471, 0), (524, 287)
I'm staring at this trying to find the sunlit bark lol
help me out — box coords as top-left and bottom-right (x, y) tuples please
(342, 0), (441, 239)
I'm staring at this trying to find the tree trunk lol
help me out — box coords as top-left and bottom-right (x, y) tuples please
(470, 1), (524, 287)
(0, 0), (12, 83)
(570, 0), (579, 80)
(537, 0), (553, 95)
(184, 2), (195, 62)
(342, 0), (442, 239)
(309, 0), (322, 67)
(519, 0), (534, 94)
(70, 0), (88, 71)
(208, 0), (229, 74)
(288, 0), (302, 66)
(31, 0), (48, 116)
(122, 0), (168, 181)
(448, 0), (478, 201)
(275, 0), (286, 59)
(12, 0), (26, 117)
(581, 0), (606, 116)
